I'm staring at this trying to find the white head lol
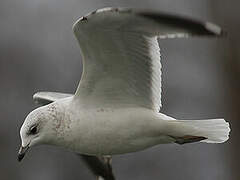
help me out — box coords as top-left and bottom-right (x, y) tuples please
(18, 105), (57, 161)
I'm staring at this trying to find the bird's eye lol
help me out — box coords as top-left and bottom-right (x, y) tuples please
(29, 126), (38, 135)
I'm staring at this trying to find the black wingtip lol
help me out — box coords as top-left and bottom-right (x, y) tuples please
(138, 11), (226, 38)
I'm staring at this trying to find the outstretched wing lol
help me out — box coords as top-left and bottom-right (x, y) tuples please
(73, 7), (224, 112)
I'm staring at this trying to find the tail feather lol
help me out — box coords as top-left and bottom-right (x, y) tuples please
(167, 119), (230, 144)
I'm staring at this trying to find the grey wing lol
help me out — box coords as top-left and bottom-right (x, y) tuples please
(73, 7), (224, 112)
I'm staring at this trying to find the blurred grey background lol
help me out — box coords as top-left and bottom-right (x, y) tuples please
(0, 0), (239, 180)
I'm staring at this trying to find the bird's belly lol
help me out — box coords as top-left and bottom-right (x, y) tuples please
(67, 109), (172, 155)
(72, 133), (173, 155)
(72, 132), (163, 155)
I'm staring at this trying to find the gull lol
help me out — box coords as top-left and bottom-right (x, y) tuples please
(18, 7), (230, 171)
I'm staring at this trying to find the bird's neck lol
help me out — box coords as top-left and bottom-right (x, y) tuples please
(43, 97), (73, 146)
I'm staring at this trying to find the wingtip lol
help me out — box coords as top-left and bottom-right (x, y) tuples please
(205, 22), (227, 37)
(135, 10), (227, 38)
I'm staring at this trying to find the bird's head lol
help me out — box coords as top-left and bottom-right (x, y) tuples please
(18, 106), (54, 162)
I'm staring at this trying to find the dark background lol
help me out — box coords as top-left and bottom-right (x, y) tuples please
(1, 0), (239, 180)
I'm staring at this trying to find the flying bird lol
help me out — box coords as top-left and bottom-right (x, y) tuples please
(18, 7), (230, 173)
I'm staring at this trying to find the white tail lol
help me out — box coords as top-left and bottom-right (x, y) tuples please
(167, 119), (230, 144)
